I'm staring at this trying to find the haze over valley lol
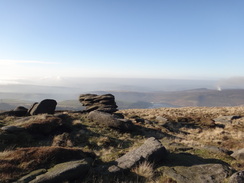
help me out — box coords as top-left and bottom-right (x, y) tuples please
(1, 77), (244, 111)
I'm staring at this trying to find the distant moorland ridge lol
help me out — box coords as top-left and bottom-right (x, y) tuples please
(1, 88), (244, 111)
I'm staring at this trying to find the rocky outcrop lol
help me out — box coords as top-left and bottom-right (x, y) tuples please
(0, 114), (72, 144)
(163, 163), (234, 183)
(1, 146), (94, 182)
(0, 106), (28, 117)
(79, 94), (118, 113)
(214, 115), (241, 125)
(88, 110), (134, 131)
(231, 148), (244, 161)
(17, 169), (47, 183)
(108, 137), (167, 173)
(228, 171), (244, 183)
(13, 106), (28, 116)
(17, 114), (71, 135)
(28, 159), (91, 183)
(28, 99), (57, 115)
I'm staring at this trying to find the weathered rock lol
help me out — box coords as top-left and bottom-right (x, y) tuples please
(2, 147), (94, 182)
(163, 163), (234, 183)
(0, 106), (28, 117)
(29, 159), (91, 183)
(13, 106), (28, 116)
(28, 102), (39, 115)
(109, 137), (167, 173)
(201, 145), (233, 155)
(79, 94), (118, 113)
(231, 148), (244, 161)
(79, 94), (97, 101)
(214, 115), (241, 124)
(8, 114), (72, 135)
(228, 171), (244, 183)
(28, 99), (57, 115)
(1, 125), (25, 133)
(88, 111), (134, 131)
(17, 169), (47, 183)
(156, 116), (168, 125)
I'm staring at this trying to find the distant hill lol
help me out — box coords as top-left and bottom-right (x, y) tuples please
(56, 100), (84, 111)
(0, 99), (32, 111)
(149, 89), (244, 107)
(96, 89), (244, 107)
(1, 88), (244, 111)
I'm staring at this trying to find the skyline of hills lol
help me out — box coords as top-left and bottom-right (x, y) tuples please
(1, 87), (244, 111)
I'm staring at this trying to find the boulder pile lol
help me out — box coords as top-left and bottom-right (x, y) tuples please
(79, 94), (118, 113)
(0, 99), (57, 117)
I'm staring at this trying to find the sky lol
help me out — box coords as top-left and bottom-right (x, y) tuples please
(0, 0), (244, 86)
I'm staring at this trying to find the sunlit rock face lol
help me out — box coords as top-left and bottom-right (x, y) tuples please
(79, 94), (118, 113)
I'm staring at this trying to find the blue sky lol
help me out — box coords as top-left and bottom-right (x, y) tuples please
(0, 0), (243, 85)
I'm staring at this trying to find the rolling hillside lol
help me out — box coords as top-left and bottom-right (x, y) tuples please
(1, 88), (244, 111)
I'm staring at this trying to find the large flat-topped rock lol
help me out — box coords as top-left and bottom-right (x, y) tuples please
(79, 94), (118, 113)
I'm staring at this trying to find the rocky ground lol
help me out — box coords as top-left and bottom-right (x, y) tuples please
(0, 105), (244, 183)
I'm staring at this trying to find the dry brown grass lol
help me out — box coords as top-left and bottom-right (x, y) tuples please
(120, 106), (244, 121)
(0, 146), (88, 182)
(1, 106), (244, 182)
(132, 161), (154, 179)
(120, 106), (244, 171)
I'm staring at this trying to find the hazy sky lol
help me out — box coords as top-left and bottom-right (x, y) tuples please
(0, 0), (243, 85)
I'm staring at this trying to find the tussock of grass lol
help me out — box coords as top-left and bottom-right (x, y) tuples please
(132, 161), (154, 179)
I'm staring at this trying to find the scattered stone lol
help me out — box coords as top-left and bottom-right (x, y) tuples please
(144, 119), (153, 124)
(109, 137), (167, 173)
(201, 145), (233, 155)
(1, 125), (25, 133)
(112, 113), (124, 119)
(28, 99), (57, 115)
(17, 169), (47, 183)
(13, 106), (28, 117)
(214, 115), (241, 124)
(176, 117), (194, 123)
(163, 121), (183, 132)
(79, 94), (118, 113)
(231, 148), (244, 161)
(228, 171), (244, 183)
(135, 118), (145, 123)
(88, 111), (134, 131)
(0, 106), (28, 117)
(29, 159), (91, 183)
(156, 116), (168, 125)
(163, 163), (234, 183)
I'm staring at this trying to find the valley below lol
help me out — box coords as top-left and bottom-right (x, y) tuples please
(1, 88), (244, 111)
